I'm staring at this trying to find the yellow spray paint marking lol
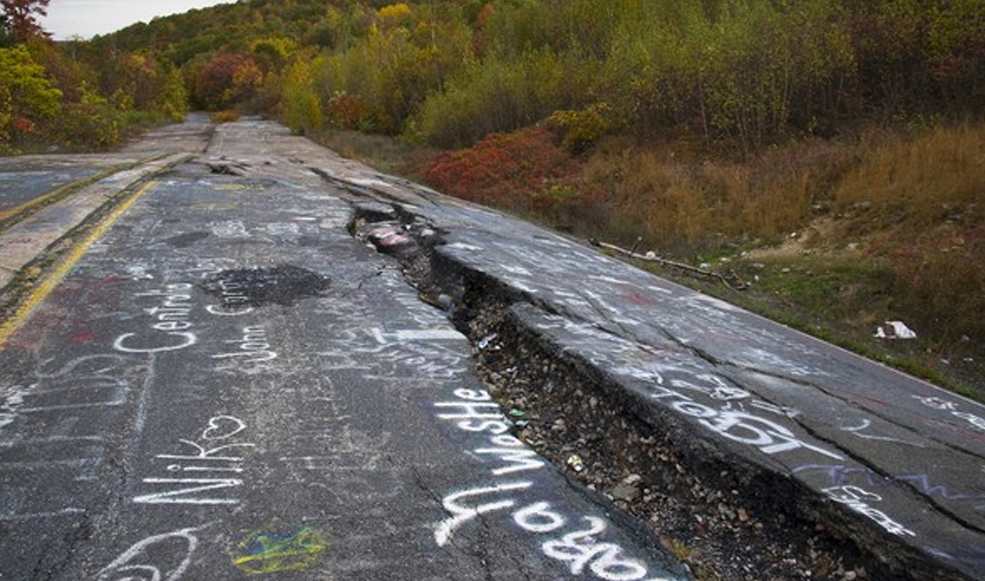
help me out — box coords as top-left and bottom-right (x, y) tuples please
(232, 527), (328, 574)
(0, 180), (157, 349)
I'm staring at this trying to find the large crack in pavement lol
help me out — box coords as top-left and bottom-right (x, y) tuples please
(7, 118), (981, 579)
(300, 133), (985, 579)
(340, 183), (985, 580)
(347, 204), (895, 581)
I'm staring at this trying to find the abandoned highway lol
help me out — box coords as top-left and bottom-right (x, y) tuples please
(0, 116), (983, 580)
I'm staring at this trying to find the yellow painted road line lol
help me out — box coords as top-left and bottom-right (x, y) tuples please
(0, 180), (157, 348)
(0, 180), (82, 223)
(0, 155), (167, 228)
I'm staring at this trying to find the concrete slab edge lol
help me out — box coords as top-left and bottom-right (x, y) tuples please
(347, 196), (979, 581)
(0, 152), (193, 294)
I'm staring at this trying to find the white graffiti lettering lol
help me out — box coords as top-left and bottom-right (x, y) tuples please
(912, 395), (957, 411)
(433, 385), (678, 580)
(672, 401), (842, 460)
(115, 284), (198, 354)
(434, 481), (532, 546)
(205, 304), (253, 316)
(135, 415), (254, 505)
(514, 502), (566, 533)
(205, 277), (254, 316)
(96, 524), (211, 581)
(133, 478), (243, 505)
(543, 517), (656, 580)
(954, 412), (985, 432)
(913, 395), (985, 432)
(114, 331), (197, 354)
(822, 486), (916, 537)
(212, 325), (277, 366)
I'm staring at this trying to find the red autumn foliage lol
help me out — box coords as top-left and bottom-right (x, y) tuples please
(421, 126), (607, 232)
(1, 0), (49, 41)
(422, 126), (578, 207)
(327, 92), (369, 130)
(194, 52), (261, 111)
(10, 116), (35, 134)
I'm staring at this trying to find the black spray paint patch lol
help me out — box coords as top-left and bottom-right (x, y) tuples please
(201, 265), (331, 308)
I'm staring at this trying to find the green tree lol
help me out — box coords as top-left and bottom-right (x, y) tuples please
(158, 65), (189, 121)
(280, 60), (323, 134)
(0, 44), (61, 152)
(56, 82), (121, 149)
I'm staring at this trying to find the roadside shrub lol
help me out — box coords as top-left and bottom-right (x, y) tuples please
(326, 91), (368, 130)
(280, 61), (323, 135)
(580, 137), (859, 254)
(833, 122), (985, 344)
(547, 103), (610, 154)
(158, 66), (189, 121)
(195, 52), (262, 111)
(422, 126), (580, 212)
(413, 48), (565, 148)
(53, 84), (121, 150)
(529, 183), (608, 234)
(210, 110), (240, 124)
(834, 123), (985, 228)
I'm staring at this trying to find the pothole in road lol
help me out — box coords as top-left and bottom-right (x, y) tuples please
(201, 265), (331, 308)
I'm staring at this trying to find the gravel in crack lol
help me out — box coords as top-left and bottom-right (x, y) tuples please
(464, 302), (882, 581)
(347, 201), (892, 581)
(201, 265), (331, 308)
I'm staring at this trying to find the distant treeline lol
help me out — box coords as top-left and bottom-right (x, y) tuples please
(2, 0), (984, 153)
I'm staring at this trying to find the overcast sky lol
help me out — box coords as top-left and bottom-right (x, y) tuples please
(43, 0), (235, 40)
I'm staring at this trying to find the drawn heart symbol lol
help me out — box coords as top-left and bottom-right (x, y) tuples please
(202, 415), (247, 440)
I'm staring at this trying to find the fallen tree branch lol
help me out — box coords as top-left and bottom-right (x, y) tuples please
(589, 238), (749, 291)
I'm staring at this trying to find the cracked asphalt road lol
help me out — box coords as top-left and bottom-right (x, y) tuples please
(1, 117), (984, 580)
(0, 119), (685, 580)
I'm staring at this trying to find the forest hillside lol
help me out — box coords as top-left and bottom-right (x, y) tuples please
(2, 0), (984, 393)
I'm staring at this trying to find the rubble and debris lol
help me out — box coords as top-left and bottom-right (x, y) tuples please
(348, 189), (928, 581)
(367, 226), (415, 252)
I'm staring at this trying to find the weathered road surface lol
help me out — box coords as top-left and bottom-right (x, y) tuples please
(0, 119), (685, 581)
(1, 117), (984, 580)
(0, 114), (210, 288)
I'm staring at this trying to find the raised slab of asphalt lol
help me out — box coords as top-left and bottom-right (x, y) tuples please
(300, 126), (985, 580)
(0, 118), (981, 580)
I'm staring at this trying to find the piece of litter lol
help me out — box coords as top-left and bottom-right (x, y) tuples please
(566, 454), (585, 473)
(875, 321), (917, 340)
